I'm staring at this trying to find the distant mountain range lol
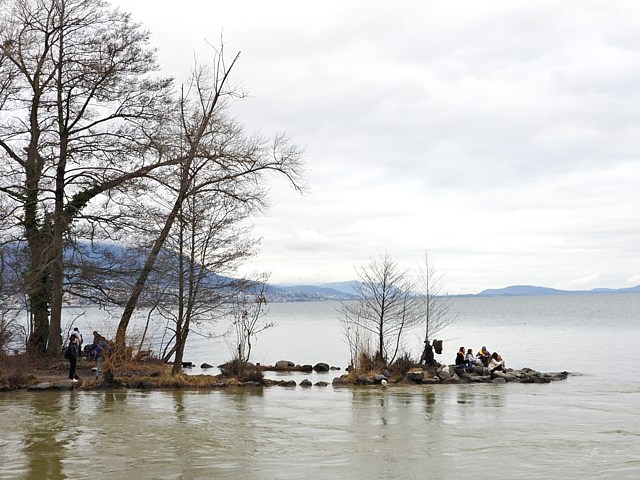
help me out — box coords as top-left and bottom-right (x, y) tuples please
(268, 282), (640, 301)
(475, 284), (640, 297)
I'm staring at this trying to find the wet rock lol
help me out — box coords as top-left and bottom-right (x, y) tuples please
(200, 363), (213, 369)
(276, 360), (295, 368)
(28, 382), (54, 391)
(301, 364), (313, 372)
(300, 379), (312, 387)
(330, 366), (341, 370)
(313, 362), (330, 373)
(243, 381), (262, 387)
(491, 377), (507, 384)
(332, 375), (350, 386)
(406, 368), (424, 383)
(355, 375), (375, 385)
(314, 381), (329, 387)
(278, 380), (297, 387)
(181, 362), (194, 368)
(422, 377), (442, 384)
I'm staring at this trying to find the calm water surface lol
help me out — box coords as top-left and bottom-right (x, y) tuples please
(1, 294), (639, 479)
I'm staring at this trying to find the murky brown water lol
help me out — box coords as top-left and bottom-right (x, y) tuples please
(1, 380), (639, 479)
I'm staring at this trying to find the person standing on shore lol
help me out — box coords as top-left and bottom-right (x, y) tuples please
(66, 335), (80, 382)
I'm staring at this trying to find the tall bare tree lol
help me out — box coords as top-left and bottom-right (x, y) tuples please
(113, 49), (304, 350)
(151, 175), (263, 374)
(0, 0), (174, 353)
(340, 252), (420, 365)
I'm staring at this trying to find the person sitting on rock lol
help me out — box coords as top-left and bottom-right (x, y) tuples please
(476, 346), (491, 367)
(488, 352), (506, 373)
(455, 346), (465, 367)
(464, 348), (477, 372)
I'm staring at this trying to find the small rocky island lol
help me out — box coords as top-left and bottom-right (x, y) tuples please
(332, 364), (570, 386)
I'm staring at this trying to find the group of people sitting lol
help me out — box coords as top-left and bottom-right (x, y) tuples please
(455, 346), (506, 374)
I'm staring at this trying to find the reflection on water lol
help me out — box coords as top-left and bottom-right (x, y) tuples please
(0, 383), (639, 479)
(24, 394), (65, 480)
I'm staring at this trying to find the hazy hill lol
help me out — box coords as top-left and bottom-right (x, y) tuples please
(476, 284), (640, 297)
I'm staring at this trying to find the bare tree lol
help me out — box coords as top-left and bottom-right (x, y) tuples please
(340, 252), (420, 365)
(151, 178), (263, 375)
(112, 48), (304, 350)
(227, 278), (272, 374)
(416, 251), (456, 345)
(0, 0), (174, 353)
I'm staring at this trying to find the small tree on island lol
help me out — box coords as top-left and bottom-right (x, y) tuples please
(341, 251), (456, 374)
(340, 252), (420, 368)
(223, 279), (272, 379)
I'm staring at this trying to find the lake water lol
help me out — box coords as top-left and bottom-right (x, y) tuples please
(1, 294), (639, 479)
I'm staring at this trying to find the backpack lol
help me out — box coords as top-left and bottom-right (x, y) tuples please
(63, 347), (71, 359)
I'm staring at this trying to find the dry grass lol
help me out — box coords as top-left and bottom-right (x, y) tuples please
(0, 352), (257, 391)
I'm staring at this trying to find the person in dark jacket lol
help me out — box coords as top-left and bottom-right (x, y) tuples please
(419, 340), (436, 366)
(455, 346), (466, 367)
(67, 335), (80, 382)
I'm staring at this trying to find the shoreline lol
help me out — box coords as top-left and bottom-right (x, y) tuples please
(1, 354), (569, 393)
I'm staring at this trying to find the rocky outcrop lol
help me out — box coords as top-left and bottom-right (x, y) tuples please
(333, 365), (569, 386)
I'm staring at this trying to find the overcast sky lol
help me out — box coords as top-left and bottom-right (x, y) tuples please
(112, 0), (640, 294)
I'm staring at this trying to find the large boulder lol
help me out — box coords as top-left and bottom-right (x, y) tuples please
(406, 368), (424, 383)
(299, 379), (312, 387)
(277, 380), (297, 387)
(275, 360), (295, 368)
(313, 362), (330, 372)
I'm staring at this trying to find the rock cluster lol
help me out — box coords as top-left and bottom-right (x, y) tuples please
(332, 365), (569, 386)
